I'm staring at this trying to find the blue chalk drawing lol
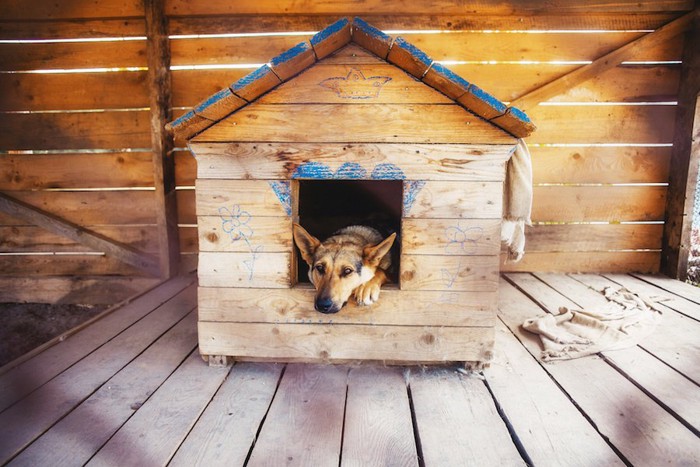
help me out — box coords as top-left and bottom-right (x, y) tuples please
(319, 68), (391, 100)
(444, 224), (484, 255)
(219, 204), (263, 280)
(372, 163), (406, 180)
(292, 161), (367, 179)
(402, 180), (426, 215)
(268, 181), (292, 215)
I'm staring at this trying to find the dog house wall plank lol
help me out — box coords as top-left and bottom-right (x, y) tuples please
(191, 104), (515, 144)
(401, 218), (502, 256)
(190, 142), (512, 182)
(257, 64), (453, 105)
(315, 43), (385, 65)
(198, 322), (494, 364)
(404, 181), (503, 219)
(400, 255), (500, 292)
(195, 179), (290, 217)
(198, 251), (291, 288)
(198, 216), (292, 253)
(197, 287), (497, 327)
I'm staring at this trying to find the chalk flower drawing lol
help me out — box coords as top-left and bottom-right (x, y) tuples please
(320, 68), (391, 99)
(219, 205), (262, 281)
(444, 224), (484, 255)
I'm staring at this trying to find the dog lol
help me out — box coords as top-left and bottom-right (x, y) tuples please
(292, 223), (396, 314)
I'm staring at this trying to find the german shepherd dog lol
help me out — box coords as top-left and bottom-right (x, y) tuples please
(293, 223), (396, 314)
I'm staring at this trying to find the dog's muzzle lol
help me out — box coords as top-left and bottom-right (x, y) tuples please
(315, 297), (340, 314)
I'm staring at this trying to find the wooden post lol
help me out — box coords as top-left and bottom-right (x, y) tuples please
(662, 7), (700, 281)
(144, 0), (180, 278)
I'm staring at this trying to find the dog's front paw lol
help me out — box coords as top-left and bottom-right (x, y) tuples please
(354, 280), (381, 306)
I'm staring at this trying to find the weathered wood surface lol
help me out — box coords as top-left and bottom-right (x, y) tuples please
(199, 322), (494, 364)
(404, 181), (503, 219)
(502, 251), (661, 273)
(4, 272), (699, 465)
(198, 286), (497, 327)
(192, 104), (515, 144)
(195, 179), (290, 217)
(197, 251), (291, 288)
(400, 255), (499, 292)
(190, 142), (511, 182)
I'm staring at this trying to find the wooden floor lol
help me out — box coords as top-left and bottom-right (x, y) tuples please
(1, 273), (698, 466)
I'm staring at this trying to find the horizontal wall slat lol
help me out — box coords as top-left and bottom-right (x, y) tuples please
(526, 105), (676, 144)
(0, 225), (158, 253)
(168, 33), (682, 68)
(171, 64), (680, 107)
(0, 111), (151, 150)
(0, 19), (145, 40)
(525, 223), (663, 252)
(531, 146), (672, 184)
(0, 42), (147, 71)
(400, 255), (500, 292)
(0, 73), (149, 111)
(165, 1), (693, 16)
(198, 216), (292, 252)
(198, 287), (496, 327)
(195, 180), (289, 217)
(0, 255), (143, 276)
(0, 0), (143, 21)
(502, 251), (660, 273)
(532, 186), (667, 222)
(192, 104), (515, 144)
(167, 14), (684, 35)
(198, 251), (291, 288)
(0, 191), (156, 225)
(406, 181), (503, 219)
(0, 152), (154, 190)
(190, 143), (510, 182)
(402, 218), (501, 256)
(198, 321), (494, 363)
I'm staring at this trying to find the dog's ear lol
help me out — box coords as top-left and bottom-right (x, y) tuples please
(363, 232), (396, 267)
(293, 223), (321, 266)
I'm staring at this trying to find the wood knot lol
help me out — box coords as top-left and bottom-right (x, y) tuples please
(206, 232), (218, 243)
(401, 270), (415, 281)
(421, 333), (436, 345)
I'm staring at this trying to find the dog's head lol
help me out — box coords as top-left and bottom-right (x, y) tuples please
(293, 223), (395, 314)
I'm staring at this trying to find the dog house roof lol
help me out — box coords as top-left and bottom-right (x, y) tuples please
(167, 17), (536, 140)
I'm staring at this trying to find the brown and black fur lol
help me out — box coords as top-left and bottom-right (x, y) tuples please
(293, 224), (396, 314)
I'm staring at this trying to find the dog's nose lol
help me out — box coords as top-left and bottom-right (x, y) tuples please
(315, 297), (336, 314)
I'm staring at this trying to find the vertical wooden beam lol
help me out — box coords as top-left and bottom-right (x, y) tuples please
(662, 7), (700, 280)
(144, 0), (179, 278)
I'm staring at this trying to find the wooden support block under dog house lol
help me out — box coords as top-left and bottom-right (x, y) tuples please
(169, 17), (535, 368)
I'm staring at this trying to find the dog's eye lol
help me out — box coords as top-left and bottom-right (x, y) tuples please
(314, 264), (325, 275)
(341, 267), (354, 277)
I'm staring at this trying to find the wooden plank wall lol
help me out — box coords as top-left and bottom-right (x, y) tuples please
(0, 0), (695, 293)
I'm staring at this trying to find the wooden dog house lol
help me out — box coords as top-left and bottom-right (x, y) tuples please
(169, 17), (536, 367)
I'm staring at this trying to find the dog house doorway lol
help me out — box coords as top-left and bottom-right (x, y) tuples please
(294, 179), (403, 285)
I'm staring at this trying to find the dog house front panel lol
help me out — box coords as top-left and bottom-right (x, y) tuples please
(192, 141), (510, 364)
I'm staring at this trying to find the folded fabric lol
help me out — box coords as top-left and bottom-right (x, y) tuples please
(502, 139), (533, 262)
(522, 286), (664, 361)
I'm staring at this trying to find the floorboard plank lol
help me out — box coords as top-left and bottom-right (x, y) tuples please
(170, 362), (284, 466)
(246, 364), (348, 467)
(341, 366), (418, 467)
(9, 311), (198, 466)
(487, 320), (625, 466)
(0, 284), (197, 465)
(409, 367), (525, 466)
(566, 273), (700, 384)
(499, 277), (700, 465)
(86, 351), (229, 467)
(0, 274), (195, 412)
(604, 273), (700, 321)
(631, 274), (700, 305)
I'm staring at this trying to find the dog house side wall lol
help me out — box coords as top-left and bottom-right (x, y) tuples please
(189, 47), (517, 364)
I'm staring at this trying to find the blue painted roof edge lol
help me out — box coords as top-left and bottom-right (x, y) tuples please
(393, 37), (432, 67)
(231, 64), (274, 92)
(310, 17), (350, 46)
(352, 16), (391, 41)
(428, 62), (471, 90)
(270, 41), (312, 67)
